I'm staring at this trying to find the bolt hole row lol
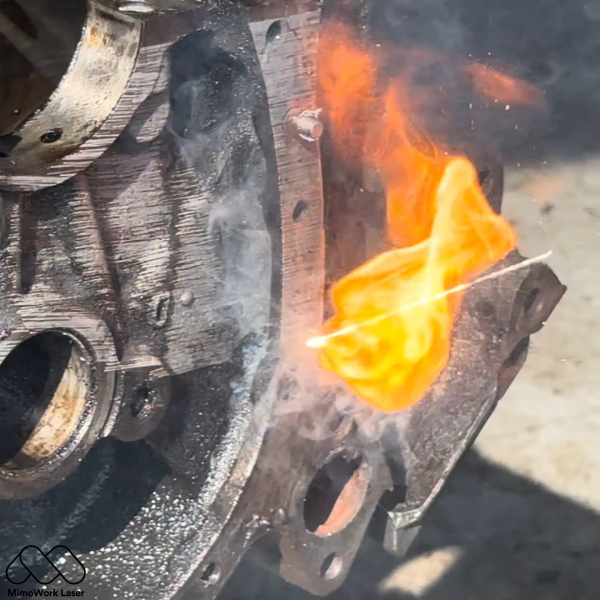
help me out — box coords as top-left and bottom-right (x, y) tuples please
(266, 19), (309, 227)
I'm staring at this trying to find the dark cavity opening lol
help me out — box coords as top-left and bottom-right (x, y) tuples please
(304, 455), (367, 536)
(0, 0), (86, 137)
(265, 20), (282, 44)
(201, 562), (221, 585)
(130, 384), (153, 419)
(0, 331), (88, 468)
(293, 200), (309, 221)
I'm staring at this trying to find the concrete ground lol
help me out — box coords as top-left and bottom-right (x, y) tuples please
(220, 0), (600, 594)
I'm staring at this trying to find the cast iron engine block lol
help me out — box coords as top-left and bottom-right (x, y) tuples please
(0, 0), (565, 598)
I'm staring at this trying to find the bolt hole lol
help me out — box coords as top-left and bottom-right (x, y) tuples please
(293, 201), (309, 222)
(304, 455), (367, 537)
(320, 553), (343, 580)
(265, 20), (282, 44)
(130, 384), (154, 419)
(524, 288), (540, 314)
(40, 128), (63, 144)
(200, 562), (221, 585)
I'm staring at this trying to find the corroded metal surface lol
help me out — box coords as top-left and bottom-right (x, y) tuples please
(0, 1), (565, 599)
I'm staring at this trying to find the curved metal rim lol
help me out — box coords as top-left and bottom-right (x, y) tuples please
(0, 1), (143, 191)
(0, 326), (117, 499)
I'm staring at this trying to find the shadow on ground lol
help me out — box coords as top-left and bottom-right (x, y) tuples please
(220, 450), (600, 600)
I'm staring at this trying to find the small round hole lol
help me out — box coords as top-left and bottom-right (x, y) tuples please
(524, 288), (540, 314)
(200, 562), (220, 585)
(320, 553), (343, 580)
(40, 129), (63, 144)
(293, 201), (309, 222)
(265, 20), (282, 44)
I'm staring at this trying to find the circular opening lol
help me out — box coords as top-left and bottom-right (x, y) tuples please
(0, 331), (91, 469)
(293, 201), (309, 222)
(304, 455), (368, 537)
(265, 20), (283, 44)
(0, 1), (86, 141)
(200, 562), (221, 585)
(524, 288), (540, 314)
(40, 128), (63, 144)
(320, 553), (343, 580)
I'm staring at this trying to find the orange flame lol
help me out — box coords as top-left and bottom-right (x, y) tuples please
(465, 63), (543, 105)
(310, 25), (518, 412)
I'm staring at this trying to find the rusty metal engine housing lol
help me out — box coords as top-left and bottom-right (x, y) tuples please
(0, 0), (564, 598)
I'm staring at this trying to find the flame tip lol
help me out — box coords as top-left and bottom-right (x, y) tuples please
(314, 22), (520, 413)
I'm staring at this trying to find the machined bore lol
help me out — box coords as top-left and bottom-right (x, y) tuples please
(0, 331), (93, 470)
